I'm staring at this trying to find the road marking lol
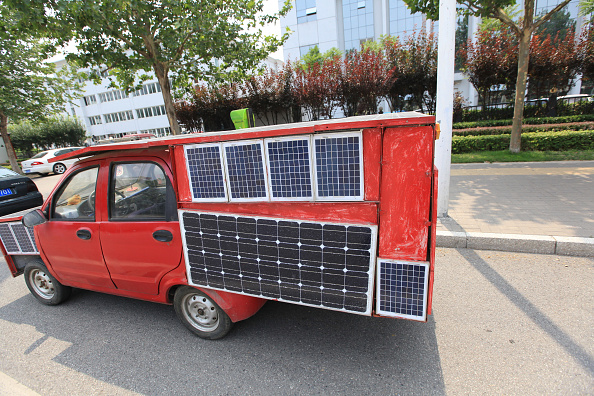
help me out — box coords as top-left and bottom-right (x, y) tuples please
(452, 167), (594, 176)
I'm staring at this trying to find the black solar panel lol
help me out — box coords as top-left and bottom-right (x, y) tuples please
(184, 144), (227, 201)
(266, 138), (313, 199)
(224, 142), (268, 200)
(181, 211), (377, 315)
(0, 222), (38, 254)
(314, 133), (363, 200)
(376, 260), (428, 321)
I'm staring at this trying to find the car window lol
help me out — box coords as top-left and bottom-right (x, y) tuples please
(31, 151), (48, 159)
(0, 167), (18, 177)
(54, 149), (72, 156)
(51, 167), (99, 220)
(110, 162), (168, 221)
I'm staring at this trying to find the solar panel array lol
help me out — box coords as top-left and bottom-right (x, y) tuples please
(0, 222), (38, 255)
(314, 134), (363, 200)
(376, 259), (428, 321)
(181, 210), (377, 315)
(184, 144), (227, 201)
(266, 138), (313, 200)
(183, 132), (363, 202)
(223, 142), (268, 200)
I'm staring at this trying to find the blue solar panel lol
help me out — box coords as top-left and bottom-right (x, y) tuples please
(266, 138), (313, 199)
(185, 144), (227, 201)
(377, 260), (428, 320)
(314, 134), (363, 199)
(181, 211), (377, 315)
(0, 222), (38, 254)
(224, 142), (268, 200)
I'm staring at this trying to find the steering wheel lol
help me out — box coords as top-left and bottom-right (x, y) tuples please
(88, 191), (96, 211)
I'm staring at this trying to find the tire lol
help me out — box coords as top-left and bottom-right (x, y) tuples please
(24, 260), (72, 306)
(173, 286), (233, 340)
(53, 163), (67, 174)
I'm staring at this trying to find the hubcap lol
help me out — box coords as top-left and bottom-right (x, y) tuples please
(182, 294), (219, 332)
(29, 269), (55, 299)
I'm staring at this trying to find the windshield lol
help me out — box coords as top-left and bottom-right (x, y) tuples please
(31, 151), (48, 159)
(0, 167), (18, 178)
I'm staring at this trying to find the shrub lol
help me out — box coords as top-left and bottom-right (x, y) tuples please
(452, 130), (594, 153)
(453, 114), (594, 129)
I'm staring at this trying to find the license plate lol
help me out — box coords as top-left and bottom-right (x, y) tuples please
(0, 188), (14, 197)
(24, 169), (30, 173)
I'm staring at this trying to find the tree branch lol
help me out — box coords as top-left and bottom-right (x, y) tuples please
(533, 0), (572, 30)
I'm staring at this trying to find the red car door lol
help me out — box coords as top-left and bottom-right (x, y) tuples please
(37, 162), (116, 289)
(99, 159), (183, 295)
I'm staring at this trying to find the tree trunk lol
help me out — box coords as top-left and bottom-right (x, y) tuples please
(509, 29), (532, 153)
(0, 113), (22, 174)
(153, 63), (182, 135)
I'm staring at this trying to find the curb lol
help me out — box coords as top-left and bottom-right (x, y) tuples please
(437, 231), (594, 257)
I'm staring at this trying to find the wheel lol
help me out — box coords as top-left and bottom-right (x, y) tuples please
(173, 286), (233, 340)
(53, 163), (67, 174)
(24, 260), (72, 305)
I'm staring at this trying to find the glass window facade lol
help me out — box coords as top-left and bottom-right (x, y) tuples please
(343, 0), (375, 51)
(389, 0), (424, 38)
(296, 0), (317, 24)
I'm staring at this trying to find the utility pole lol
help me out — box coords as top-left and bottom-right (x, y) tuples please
(434, 0), (456, 216)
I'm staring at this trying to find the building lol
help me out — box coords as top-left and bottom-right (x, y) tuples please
(279, 0), (587, 107)
(56, 56), (284, 143)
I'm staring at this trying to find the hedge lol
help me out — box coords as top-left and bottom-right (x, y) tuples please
(460, 101), (594, 122)
(454, 124), (594, 137)
(453, 114), (594, 129)
(451, 130), (594, 154)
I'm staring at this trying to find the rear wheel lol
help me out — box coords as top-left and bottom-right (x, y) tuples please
(53, 163), (67, 174)
(173, 286), (232, 340)
(24, 260), (71, 305)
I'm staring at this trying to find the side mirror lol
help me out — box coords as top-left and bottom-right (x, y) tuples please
(22, 209), (47, 228)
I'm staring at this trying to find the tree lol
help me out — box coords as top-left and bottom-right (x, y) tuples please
(404, 0), (572, 152)
(0, 5), (80, 173)
(293, 57), (341, 121)
(460, 26), (518, 107)
(535, 8), (575, 41)
(10, 0), (290, 135)
(10, 117), (86, 154)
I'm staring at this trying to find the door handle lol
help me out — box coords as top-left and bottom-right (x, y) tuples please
(76, 229), (92, 240)
(153, 230), (173, 242)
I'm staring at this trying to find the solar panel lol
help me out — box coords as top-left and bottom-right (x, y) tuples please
(265, 137), (313, 200)
(180, 210), (377, 315)
(184, 143), (228, 202)
(0, 222), (38, 255)
(223, 141), (269, 201)
(376, 259), (429, 321)
(314, 132), (364, 200)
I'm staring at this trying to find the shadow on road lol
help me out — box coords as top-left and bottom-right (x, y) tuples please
(0, 286), (445, 395)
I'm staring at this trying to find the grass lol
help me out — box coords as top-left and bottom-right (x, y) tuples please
(452, 150), (594, 163)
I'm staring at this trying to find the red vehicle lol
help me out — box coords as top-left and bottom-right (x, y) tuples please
(0, 113), (438, 340)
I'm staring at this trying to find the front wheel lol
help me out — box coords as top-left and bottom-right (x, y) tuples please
(53, 163), (67, 174)
(24, 260), (72, 305)
(173, 286), (232, 340)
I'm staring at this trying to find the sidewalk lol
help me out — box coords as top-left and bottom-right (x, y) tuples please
(436, 160), (594, 257)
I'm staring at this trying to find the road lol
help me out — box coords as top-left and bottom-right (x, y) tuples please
(0, 248), (592, 395)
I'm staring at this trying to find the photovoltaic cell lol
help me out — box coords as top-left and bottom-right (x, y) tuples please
(266, 138), (313, 199)
(314, 134), (363, 199)
(224, 142), (268, 200)
(185, 145), (227, 200)
(0, 222), (38, 254)
(180, 210), (376, 315)
(376, 260), (428, 321)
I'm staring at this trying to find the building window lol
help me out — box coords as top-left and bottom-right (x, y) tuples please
(83, 95), (97, 106)
(98, 90), (128, 103)
(133, 82), (162, 96)
(136, 105), (166, 119)
(300, 44), (318, 57)
(296, 0), (317, 23)
(343, 0), (375, 51)
(140, 127), (171, 137)
(89, 115), (102, 125)
(104, 110), (134, 123)
(389, 0), (424, 38)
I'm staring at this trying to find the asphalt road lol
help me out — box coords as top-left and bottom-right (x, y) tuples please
(0, 248), (592, 395)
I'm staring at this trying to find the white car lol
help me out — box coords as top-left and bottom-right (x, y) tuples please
(21, 147), (84, 175)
